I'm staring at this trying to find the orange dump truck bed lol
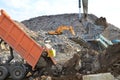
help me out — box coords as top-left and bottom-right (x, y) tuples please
(0, 10), (44, 69)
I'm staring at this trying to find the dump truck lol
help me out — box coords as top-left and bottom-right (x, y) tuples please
(0, 10), (56, 80)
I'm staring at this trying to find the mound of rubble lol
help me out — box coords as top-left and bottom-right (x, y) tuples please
(21, 13), (120, 79)
(0, 13), (120, 80)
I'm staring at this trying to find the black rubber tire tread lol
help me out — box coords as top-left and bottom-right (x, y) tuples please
(0, 66), (8, 80)
(10, 65), (25, 80)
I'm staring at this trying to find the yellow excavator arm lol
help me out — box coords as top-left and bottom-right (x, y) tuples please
(48, 25), (75, 35)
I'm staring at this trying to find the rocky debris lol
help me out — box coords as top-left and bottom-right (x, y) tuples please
(35, 31), (82, 63)
(32, 75), (52, 80)
(0, 41), (9, 51)
(52, 73), (82, 80)
(116, 75), (120, 80)
(81, 21), (106, 42)
(22, 14), (98, 38)
(15, 21), (81, 66)
(63, 53), (81, 69)
(98, 43), (120, 76)
(21, 13), (120, 43)
(15, 20), (82, 63)
(83, 73), (115, 80)
(21, 13), (120, 39)
(102, 24), (120, 40)
(0, 51), (22, 63)
(62, 53), (81, 75)
(69, 37), (90, 49)
(79, 49), (100, 74)
(1, 13), (120, 80)
(21, 13), (120, 79)
(95, 17), (108, 28)
(26, 76), (51, 80)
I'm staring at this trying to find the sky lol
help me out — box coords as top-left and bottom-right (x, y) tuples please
(0, 0), (120, 28)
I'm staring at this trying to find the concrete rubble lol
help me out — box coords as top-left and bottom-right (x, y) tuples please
(83, 73), (115, 80)
(0, 13), (120, 80)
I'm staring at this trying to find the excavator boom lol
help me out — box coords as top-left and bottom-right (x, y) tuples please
(48, 26), (75, 35)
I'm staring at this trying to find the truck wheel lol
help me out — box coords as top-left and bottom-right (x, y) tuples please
(10, 65), (25, 80)
(0, 66), (8, 80)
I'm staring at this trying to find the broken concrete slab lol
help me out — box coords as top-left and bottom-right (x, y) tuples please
(83, 73), (115, 80)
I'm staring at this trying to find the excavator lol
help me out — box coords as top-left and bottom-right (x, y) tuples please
(48, 25), (75, 35)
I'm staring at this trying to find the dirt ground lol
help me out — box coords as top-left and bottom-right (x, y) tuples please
(97, 43), (120, 76)
(22, 43), (120, 80)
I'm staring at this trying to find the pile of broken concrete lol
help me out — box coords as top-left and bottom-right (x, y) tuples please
(0, 13), (120, 80)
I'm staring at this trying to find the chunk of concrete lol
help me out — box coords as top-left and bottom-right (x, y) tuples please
(83, 73), (115, 80)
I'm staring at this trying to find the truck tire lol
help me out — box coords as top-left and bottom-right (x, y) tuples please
(10, 65), (25, 80)
(0, 66), (8, 80)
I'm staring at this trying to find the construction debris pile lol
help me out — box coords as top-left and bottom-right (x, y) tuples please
(0, 13), (120, 80)
(22, 14), (120, 80)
